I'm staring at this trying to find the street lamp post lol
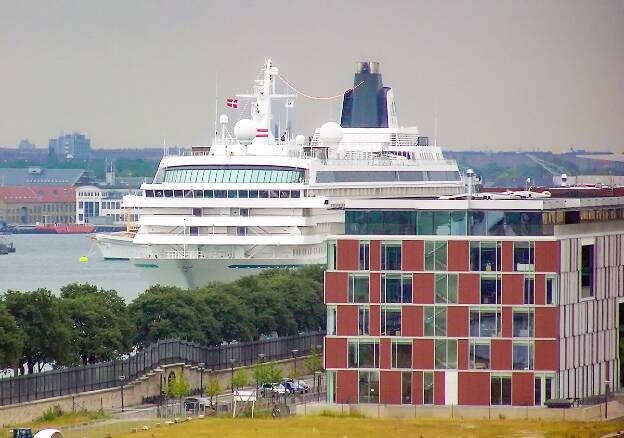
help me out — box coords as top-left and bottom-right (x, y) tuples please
(315, 371), (322, 402)
(229, 358), (236, 394)
(257, 353), (265, 395)
(198, 362), (205, 395)
(605, 380), (611, 419)
(291, 349), (299, 378)
(118, 375), (126, 412)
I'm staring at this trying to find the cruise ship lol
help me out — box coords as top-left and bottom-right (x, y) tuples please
(102, 60), (464, 287)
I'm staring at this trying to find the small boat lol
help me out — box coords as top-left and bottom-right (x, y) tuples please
(0, 239), (15, 255)
(34, 224), (96, 234)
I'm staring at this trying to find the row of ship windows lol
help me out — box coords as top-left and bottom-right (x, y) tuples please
(145, 189), (302, 199)
(341, 338), (537, 371)
(326, 370), (556, 405)
(327, 306), (540, 339)
(342, 272), (557, 305)
(329, 240), (538, 273)
(163, 168), (305, 184)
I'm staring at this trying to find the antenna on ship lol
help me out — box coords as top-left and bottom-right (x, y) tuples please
(433, 102), (439, 148)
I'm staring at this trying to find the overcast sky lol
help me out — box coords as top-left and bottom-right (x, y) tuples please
(1, 0), (622, 151)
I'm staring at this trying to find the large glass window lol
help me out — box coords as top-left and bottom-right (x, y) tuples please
(480, 275), (502, 304)
(402, 372), (412, 404)
(491, 375), (512, 405)
(469, 340), (490, 369)
(470, 241), (501, 272)
(469, 308), (501, 337)
(391, 341), (412, 369)
(359, 371), (379, 403)
(381, 274), (412, 304)
(359, 241), (370, 270)
(423, 372), (434, 404)
(581, 243), (594, 298)
(327, 241), (337, 270)
(514, 241), (535, 272)
(513, 309), (534, 337)
(435, 339), (457, 369)
(424, 306), (446, 336)
(435, 273), (458, 303)
(425, 241), (447, 271)
(164, 166), (304, 184)
(359, 307), (370, 336)
(524, 275), (535, 304)
(381, 307), (402, 336)
(512, 341), (534, 370)
(381, 242), (402, 270)
(348, 340), (380, 368)
(349, 274), (369, 303)
(327, 306), (336, 335)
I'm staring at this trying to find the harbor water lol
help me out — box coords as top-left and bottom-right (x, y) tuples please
(0, 234), (150, 301)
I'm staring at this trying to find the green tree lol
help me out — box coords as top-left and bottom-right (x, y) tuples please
(4, 289), (72, 373)
(252, 361), (270, 386)
(199, 287), (255, 342)
(265, 362), (283, 383)
(205, 377), (222, 410)
(0, 303), (23, 372)
(304, 344), (323, 375)
(231, 368), (248, 390)
(60, 283), (133, 365)
(164, 370), (190, 400)
(128, 285), (220, 347)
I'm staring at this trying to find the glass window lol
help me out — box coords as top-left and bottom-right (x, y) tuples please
(328, 241), (337, 270)
(486, 211), (505, 236)
(469, 211), (486, 235)
(435, 339), (457, 369)
(424, 306), (446, 337)
(392, 342), (412, 368)
(491, 375), (512, 405)
(348, 340), (379, 368)
(214, 190), (226, 198)
(469, 308), (501, 337)
(480, 275), (502, 304)
(259, 190), (269, 198)
(359, 241), (370, 270)
(402, 274), (412, 303)
(423, 372), (434, 404)
(381, 242), (402, 270)
(359, 307), (369, 336)
(249, 190), (259, 198)
(546, 275), (557, 305)
(513, 309), (534, 337)
(327, 306), (336, 335)
(349, 274), (369, 303)
(581, 243), (594, 298)
(381, 307), (402, 336)
(524, 275), (535, 304)
(435, 273), (458, 303)
(433, 211), (451, 235)
(359, 371), (379, 403)
(418, 211), (434, 235)
(382, 274), (402, 303)
(514, 241), (534, 272)
(402, 372), (412, 404)
(470, 241), (501, 272)
(425, 241), (447, 271)
(450, 211), (467, 235)
(512, 342), (534, 370)
(469, 341), (490, 369)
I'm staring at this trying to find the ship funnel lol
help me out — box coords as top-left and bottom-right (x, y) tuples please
(341, 61), (397, 129)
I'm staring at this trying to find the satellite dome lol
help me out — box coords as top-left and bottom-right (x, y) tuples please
(234, 119), (256, 145)
(295, 134), (306, 146)
(219, 114), (229, 124)
(319, 122), (343, 145)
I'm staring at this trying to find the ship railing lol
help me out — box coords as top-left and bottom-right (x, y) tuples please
(165, 250), (205, 259)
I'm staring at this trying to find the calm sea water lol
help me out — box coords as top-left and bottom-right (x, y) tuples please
(0, 234), (150, 302)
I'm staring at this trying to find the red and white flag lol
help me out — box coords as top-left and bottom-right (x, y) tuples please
(256, 128), (269, 138)
(226, 98), (238, 108)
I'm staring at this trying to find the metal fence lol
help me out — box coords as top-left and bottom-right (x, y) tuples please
(0, 331), (324, 406)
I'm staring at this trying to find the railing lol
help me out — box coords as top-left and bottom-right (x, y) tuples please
(165, 250), (205, 259)
(0, 332), (324, 406)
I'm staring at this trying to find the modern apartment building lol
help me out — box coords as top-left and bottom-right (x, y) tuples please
(324, 187), (624, 406)
(75, 185), (141, 226)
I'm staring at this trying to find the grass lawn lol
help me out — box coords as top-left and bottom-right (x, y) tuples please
(111, 415), (624, 438)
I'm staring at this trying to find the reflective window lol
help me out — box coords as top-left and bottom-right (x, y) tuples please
(435, 273), (458, 303)
(381, 274), (412, 303)
(491, 375), (512, 405)
(349, 274), (369, 303)
(381, 307), (402, 336)
(470, 241), (501, 272)
(359, 370), (379, 403)
(358, 307), (369, 336)
(359, 241), (370, 270)
(348, 340), (379, 368)
(469, 341), (490, 369)
(423, 372), (434, 404)
(381, 242), (402, 270)
(470, 308), (501, 337)
(425, 241), (447, 271)
(481, 275), (502, 304)
(392, 342), (412, 369)
(434, 339), (457, 369)
(424, 306), (446, 336)
(164, 166), (305, 183)
(546, 275), (557, 305)
(513, 309), (534, 337)
(514, 241), (535, 272)
(513, 342), (534, 370)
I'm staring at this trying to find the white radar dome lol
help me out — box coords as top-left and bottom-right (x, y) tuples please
(234, 119), (256, 145)
(295, 134), (306, 146)
(319, 122), (343, 145)
(219, 114), (229, 124)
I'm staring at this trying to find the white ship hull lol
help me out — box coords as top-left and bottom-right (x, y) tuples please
(132, 256), (324, 289)
(93, 232), (151, 260)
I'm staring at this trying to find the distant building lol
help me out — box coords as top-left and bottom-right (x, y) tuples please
(0, 186), (76, 225)
(75, 185), (140, 226)
(17, 139), (36, 150)
(0, 167), (90, 187)
(48, 132), (91, 161)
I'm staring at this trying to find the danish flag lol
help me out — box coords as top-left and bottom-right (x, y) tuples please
(256, 128), (269, 138)
(226, 98), (238, 108)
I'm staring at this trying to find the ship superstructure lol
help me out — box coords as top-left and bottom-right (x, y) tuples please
(98, 60), (464, 287)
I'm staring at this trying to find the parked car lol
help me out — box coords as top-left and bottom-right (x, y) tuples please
(282, 378), (310, 394)
(260, 383), (289, 397)
(184, 396), (214, 412)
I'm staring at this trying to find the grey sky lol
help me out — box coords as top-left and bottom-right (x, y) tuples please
(1, 0), (622, 151)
